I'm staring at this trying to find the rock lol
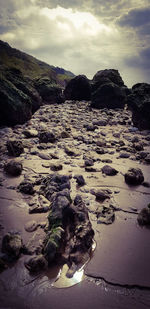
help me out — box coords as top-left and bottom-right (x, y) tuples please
(119, 152), (130, 158)
(18, 180), (35, 195)
(28, 194), (50, 213)
(23, 129), (38, 138)
(38, 130), (57, 143)
(44, 227), (64, 263)
(4, 160), (23, 176)
(6, 140), (24, 157)
(127, 83), (150, 130)
(74, 175), (85, 186)
(60, 131), (70, 138)
(137, 207), (150, 226)
(145, 154), (150, 164)
(0, 258), (8, 272)
(25, 255), (48, 272)
(64, 75), (91, 101)
(50, 163), (63, 171)
(93, 190), (110, 201)
(125, 168), (144, 185)
(91, 82), (126, 109)
(34, 77), (64, 104)
(65, 146), (78, 156)
(92, 69), (125, 88)
(2, 232), (22, 259)
(91, 69), (127, 109)
(84, 159), (94, 167)
(133, 143), (144, 151)
(101, 165), (118, 176)
(0, 67), (42, 126)
(25, 220), (38, 232)
(97, 205), (115, 225)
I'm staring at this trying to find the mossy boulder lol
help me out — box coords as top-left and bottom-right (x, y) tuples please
(64, 75), (91, 101)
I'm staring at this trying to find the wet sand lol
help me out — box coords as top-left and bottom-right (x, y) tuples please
(0, 101), (150, 308)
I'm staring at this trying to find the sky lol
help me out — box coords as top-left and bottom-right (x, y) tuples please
(0, 0), (150, 87)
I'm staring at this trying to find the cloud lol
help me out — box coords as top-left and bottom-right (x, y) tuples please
(118, 7), (150, 27)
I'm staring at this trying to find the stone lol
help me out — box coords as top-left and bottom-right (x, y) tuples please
(18, 180), (35, 195)
(145, 154), (150, 164)
(50, 163), (63, 171)
(6, 140), (24, 157)
(119, 152), (130, 158)
(28, 195), (50, 214)
(101, 165), (118, 176)
(125, 168), (144, 185)
(2, 232), (22, 259)
(97, 205), (115, 225)
(64, 75), (91, 101)
(137, 207), (150, 226)
(25, 255), (48, 272)
(74, 175), (85, 186)
(93, 190), (110, 201)
(4, 160), (23, 176)
(84, 159), (94, 167)
(38, 130), (57, 143)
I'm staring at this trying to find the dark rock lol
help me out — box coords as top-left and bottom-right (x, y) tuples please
(50, 163), (63, 171)
(91, 82), (126, 109)
(74, 175), (85, 186)
(64, 75), (91, 101)
(6, 140), (24, 157)
(91, 69), (127, 109)
(94, 190), (110, 201)
(34, 77), (64, 104)
(125, 168), (144, 185)
(18, 180), (35, 195)
(101, 165), (118, 176)
(0, 68), (41, 126)
(137, 207), (150, 226)
(2, 232), (22, 259)
(119, 152), (130, 158)
(25, 255), (48, 272)
(84, 159), (94, 167)
(44, 227), (64, 263)
(142, 182), (150, 188)
(4, 160), (23, 176)
(92, 69), (125, 88)
(127, 83), (150, 130)
(145, 154), (150, 164)
(38, 130), (57, 143)
(133, 143), (144, 151)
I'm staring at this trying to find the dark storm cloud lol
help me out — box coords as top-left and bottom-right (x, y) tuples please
(118, 7), (150, 27)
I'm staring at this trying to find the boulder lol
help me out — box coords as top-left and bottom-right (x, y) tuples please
(127, 83), (150, 130)
(124, 168), (144, 185)
(91, 82), (127, 109)
(18, 180), (35, 195)
(101, 165), (118, 176)
(4, 160), (23, 176)
(2, 232), (22, 259)
(137, 207), (150, 226)
(6, 140), (24, 157)
(64, 75), (91, 101)
(0, 68), (41, 126)
(34, 77), (64, 104)
(91, 69), (128, 109)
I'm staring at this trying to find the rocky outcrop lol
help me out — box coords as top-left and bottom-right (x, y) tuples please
(91, 69), (128, 109)
(2, 232), (23, 260)
(127, 83), (150, 130)
(64, 75), (91, 101)
(40, 174), (94, 273)
(34, 77), (65, 104)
